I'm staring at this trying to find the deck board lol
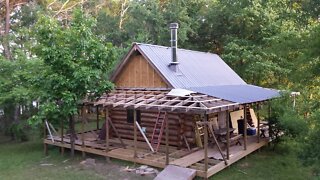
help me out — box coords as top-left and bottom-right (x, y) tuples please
(44, 131), (269, 178)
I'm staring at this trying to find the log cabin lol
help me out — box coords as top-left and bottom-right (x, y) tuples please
(44, 23), (279, 178)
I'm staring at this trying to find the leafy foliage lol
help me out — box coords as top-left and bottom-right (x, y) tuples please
(30, 9), (116, 125)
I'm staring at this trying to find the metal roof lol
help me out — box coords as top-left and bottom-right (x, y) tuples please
(188, 85), (280, 104)
(136, 43), (246, 88)
(111, 43), (279, 104)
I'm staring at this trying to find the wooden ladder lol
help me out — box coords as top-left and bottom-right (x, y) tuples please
(151, 111), (167, 152)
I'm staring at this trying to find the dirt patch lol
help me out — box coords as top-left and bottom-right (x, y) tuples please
(239, 162), (250, 168)
(75, 158), (156, 180)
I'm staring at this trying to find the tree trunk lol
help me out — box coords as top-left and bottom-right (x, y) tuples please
(11, 104), (20, 140)
(69, 114), (75, 158)
(3, 0), (12, 60)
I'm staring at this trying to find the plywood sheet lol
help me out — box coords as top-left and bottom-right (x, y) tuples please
(155, 165), (196, 180)
(230, 110), (244, 134)
(249, 108), (258, 127)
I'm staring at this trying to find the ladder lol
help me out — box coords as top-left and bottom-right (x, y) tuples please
(151, 111), (167, 152)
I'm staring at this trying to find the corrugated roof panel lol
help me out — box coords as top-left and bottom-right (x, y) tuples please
(188, 85), (280, 104)
(137, 43), (246, 88)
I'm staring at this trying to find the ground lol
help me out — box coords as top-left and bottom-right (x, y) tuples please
(0, 135), (317, 180)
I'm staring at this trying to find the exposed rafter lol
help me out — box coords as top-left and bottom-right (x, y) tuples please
(87, 89), (240, 114)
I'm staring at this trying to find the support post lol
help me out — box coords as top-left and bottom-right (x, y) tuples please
(105, 108), (110, 162)
(61, 118), (64, 156)
(208, 123), (228, 165)
(43, 120), (48, 156)
(69, 114), (75, 158)
(226, 111), (230, 160)
(243, 105), (247, 150)
(81, 106), (86, 158)
(96, 106), (99, 130)
(165, 113), (169, 165)
(204, 114), (208, 177)
(133, 109), (137, 164)
(268, 101), (272, 140)
(257, 104), (260, 143)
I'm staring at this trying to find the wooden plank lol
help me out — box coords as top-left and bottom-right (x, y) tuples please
(60, 118), (64, 155)
(134, 110), (137, 160)
(44, 133), (269, 179)
(206, 138), (269, 178)
(96, 106), (99, 130)
(166, 113), (169, 165)
(155, 165), (196, 180)
(170, 149), (205, 167)
(81, 107), (85, 158)
(257, 104), (260, 143)
(105, 108), (110, 161)
(226, 111), (230, 160)
(244, 106), (247, 150)
(43, 120), (48, 156)
(204, 114), (208, 174)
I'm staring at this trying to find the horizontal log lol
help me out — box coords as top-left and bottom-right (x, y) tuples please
(113, 133), (180, 146)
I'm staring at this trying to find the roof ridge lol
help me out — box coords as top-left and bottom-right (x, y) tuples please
(136, 42), (218, 56)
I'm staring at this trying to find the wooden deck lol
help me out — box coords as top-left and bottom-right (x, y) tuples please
(44, 131), (269, 178)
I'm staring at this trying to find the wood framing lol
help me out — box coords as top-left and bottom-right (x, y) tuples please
(91, 89), (240, 114)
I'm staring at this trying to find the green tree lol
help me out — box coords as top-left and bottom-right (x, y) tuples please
(0, 53), (43, 140)
(31, 9), (116, 157)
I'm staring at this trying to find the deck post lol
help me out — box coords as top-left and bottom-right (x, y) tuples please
(204, 114), (208, 178)
(43, 120), (48, 156)
(133, 109), (137, 164)
(96, 106), (99, 130)
(60, 118), (64, 156)
(243, 105), (247, 150)
(81, 106), (86, 158)
(165, 112), (169, 165)
(105, 108), (110, 162)
(257, 103), (260, 143)
(268, 101), (272, 141)
(226, 111), (230, 160)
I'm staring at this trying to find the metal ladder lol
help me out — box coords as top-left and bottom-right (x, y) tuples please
(151, 111), (167, 152)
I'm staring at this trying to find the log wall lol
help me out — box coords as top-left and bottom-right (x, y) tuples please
(109, 108), (196, 147)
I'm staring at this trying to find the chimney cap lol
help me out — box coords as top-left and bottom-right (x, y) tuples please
(170, 23), (179, 29)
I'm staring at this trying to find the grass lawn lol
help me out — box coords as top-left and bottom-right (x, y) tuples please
(213, 147), (317, 180)
(0, 134), (318, 180)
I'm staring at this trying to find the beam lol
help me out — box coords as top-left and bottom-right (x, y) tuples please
(165, 113), (169, 165)
(207, 123), (228, 165)
(43, 120), (48, 156)
(108, 117), (126, 148)
(96, 106), (99, 130)
(81, 107), (86, 158)
(133, 110), (137, 162)
(257, 104), (260, 143)
(105, 108), (110, 162)
(60, 118), (64, 155)
(226, 111), (230, 160)
(243, 105), (247, 150)
(136, 121), (154, 152)
(204, 114), (208, 176)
